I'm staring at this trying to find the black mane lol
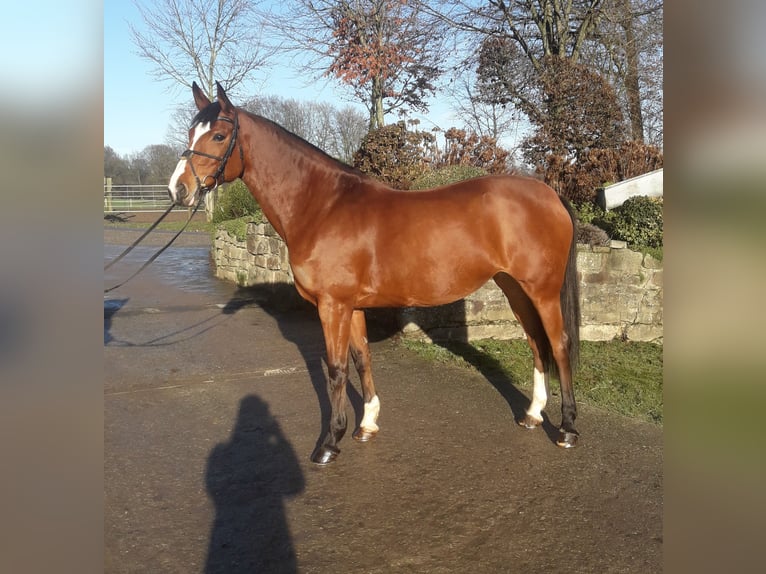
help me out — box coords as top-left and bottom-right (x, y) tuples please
(252, 113), (365, 178)
(190, 101), (222, 127)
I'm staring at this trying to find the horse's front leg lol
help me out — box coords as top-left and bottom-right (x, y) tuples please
(311, 298), (354, 465)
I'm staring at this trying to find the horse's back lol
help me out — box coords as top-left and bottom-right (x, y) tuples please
(352, 174), (571, 255)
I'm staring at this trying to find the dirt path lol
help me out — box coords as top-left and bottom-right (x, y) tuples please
(104, 234), (662, 573)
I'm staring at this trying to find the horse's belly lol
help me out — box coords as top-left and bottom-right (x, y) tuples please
(356, 263), (495, 308)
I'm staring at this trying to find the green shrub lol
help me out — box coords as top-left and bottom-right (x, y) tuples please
(211, 180), (263, 224)
(595, 196), (663, 248)
(572, 200), (603, 225)
(216, 216), (251, 242)
(410, 165), (488, 190)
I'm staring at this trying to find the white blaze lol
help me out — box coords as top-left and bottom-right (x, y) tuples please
(168, 123), (211, 205)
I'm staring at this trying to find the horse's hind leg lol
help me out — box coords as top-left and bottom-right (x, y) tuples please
(535, 297), (579, 448)
(349, 310), (380, 442)
(494, 273), (550, 429)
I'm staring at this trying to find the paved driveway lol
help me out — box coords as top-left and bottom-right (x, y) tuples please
(104, 230), (662, 573)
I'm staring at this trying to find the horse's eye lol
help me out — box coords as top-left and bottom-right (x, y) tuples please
(213, 134), (226, 142)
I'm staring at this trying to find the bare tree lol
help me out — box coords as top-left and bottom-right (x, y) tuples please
(164, 101), (200, 150)
(447, 73), (516, 141)
(130, 0), (273, 98)
(428, 0), (662, 146)
(334, 105), (371, 162)
(268, 0), (447, 129)
(586, 0), (663, 144)
(244, 95), (368, 163)
(140, 144), (182, 184)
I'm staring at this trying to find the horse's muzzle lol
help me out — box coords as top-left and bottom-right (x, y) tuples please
(169, 184), (193, 206)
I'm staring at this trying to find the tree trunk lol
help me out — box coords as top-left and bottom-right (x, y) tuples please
(369, 77), (385, 130)
(622, 10), (644, 142)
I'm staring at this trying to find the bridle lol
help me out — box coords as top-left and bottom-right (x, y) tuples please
(105, 111), (245, 293)
(180, 112), (244, 196)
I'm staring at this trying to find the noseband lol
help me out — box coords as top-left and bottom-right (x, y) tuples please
(181, 113), (244, 194)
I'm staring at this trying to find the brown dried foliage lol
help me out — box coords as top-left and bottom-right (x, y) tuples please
(354, 122), (512, 189)
(352, 121), (436, 189)
(540, 141), (664, 203)
(441, 128), (510, 175)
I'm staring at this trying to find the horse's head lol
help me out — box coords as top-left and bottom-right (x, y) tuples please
(168, 82), (244, 207)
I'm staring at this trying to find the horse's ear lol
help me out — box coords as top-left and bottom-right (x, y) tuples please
(216, 82), (233, 114)
(192, 82), (211, 111)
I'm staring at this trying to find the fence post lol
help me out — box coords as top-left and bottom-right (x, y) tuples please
(104, 177), (113, 212)
(205, 187), (218, 222)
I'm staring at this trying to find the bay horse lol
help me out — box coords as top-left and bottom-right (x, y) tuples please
(168, 82), (581, 465)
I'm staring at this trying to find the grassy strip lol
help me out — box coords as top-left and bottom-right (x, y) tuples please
(104, 213), (265, 240)
(104, 219), (216, 233)
(401, 338), (663, 424)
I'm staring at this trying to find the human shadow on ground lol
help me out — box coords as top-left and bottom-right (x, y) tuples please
(205, 394), (304, 574)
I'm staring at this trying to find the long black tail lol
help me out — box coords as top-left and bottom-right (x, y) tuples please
(559, 196), (581, 371)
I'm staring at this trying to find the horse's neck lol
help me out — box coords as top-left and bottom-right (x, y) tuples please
(240, 117), (345, 244)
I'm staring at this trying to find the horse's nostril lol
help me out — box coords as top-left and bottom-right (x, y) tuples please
(168, 184), (188, 205)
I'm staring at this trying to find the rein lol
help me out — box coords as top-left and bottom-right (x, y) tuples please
(104, 199), (203, 294)
(104, 111), (242, 294)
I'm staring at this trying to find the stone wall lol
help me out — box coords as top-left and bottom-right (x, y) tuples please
(212, 223), (663, 343)
(212, 222), (293, 287)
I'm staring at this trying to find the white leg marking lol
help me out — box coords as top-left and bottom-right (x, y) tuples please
(526, 367), (548, 422)
(360, 395), (380, 432)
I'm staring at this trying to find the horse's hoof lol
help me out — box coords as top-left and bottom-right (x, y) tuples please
(352, 427), (378, 442)
(556, 429), (579, 448)
(517, 414), (543, 429)
(311, 446), (339, 465)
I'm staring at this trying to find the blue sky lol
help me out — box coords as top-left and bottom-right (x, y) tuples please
(1, 3), (100, 104)
(104, 1), (457, 157)
(104, 2), (184, 156)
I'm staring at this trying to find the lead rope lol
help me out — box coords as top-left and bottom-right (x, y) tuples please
(104, 198), (203, 293)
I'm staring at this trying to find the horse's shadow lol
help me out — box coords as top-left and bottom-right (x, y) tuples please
(221, 283), (557, 447)
(433, 337), (561, 444)
(221, 284), (362, 456)
(395, 299), (560, 444)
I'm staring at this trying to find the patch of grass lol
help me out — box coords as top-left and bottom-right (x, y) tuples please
(215, 216), (257, 242)
(635, 244), (663, 262)
(401, 338), (663, 424)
